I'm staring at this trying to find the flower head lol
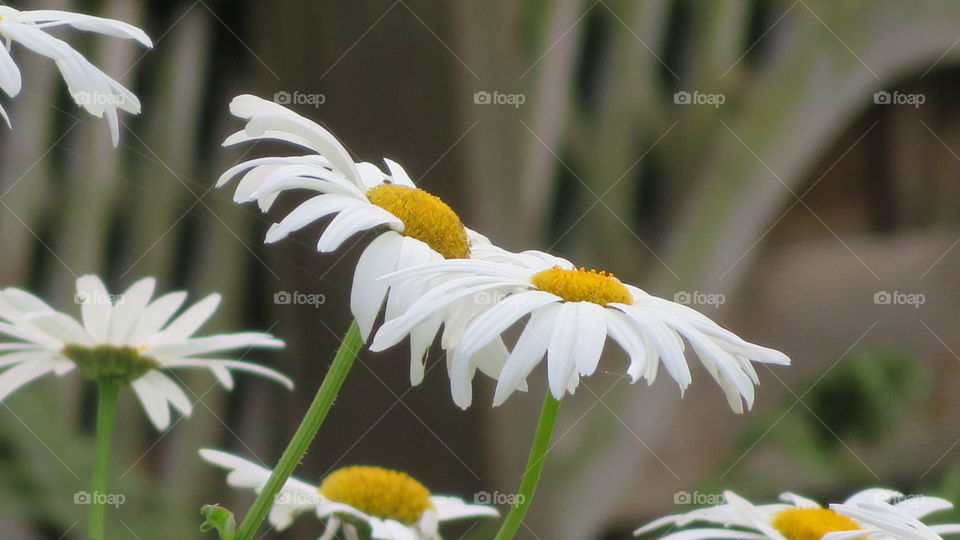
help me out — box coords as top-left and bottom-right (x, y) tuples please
(217, 95), (512, 388)
(0, 6), (152, 145)
(373, 249), (789, 410)
(200, 449), (499, 539)
(0, 275), (291, 430)
(635, 488), (960, 539)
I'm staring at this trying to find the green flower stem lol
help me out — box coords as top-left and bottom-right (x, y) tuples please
(234, 320), (363, 540)
(88, 378), (121, 540)
(493, 392), (561, 540)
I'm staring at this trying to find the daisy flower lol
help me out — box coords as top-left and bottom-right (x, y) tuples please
(200, 449), (499, 540)
(0, 6), (152, 145)
(372, 250), (789, 410)
(635, 488), (960, 539)
(0, 275), (291, 430)
(216, 94), (510, 386)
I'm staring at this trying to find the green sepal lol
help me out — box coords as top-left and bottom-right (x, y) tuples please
(200, 504), (236, 540)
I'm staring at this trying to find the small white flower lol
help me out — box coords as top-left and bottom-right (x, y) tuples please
(0, 6), (152, 145)
(373, 250), (789, 410)
(0, 275), (291, 430)
(217, 94), (512, 388)
(200, 449), (499, 540)
(635, 488), (960, 539)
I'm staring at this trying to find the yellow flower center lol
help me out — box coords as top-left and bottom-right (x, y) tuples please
(317, 465), (433, 524)
(530, 266), (632, 305)
(366, 183), (470, 259)
(771, 508), (864, 540)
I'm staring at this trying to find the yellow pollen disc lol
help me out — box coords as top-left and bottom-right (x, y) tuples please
(530, 265), (632, 305)
(771, 508), (864, 540)
(318, 465), (433, 524)
(366, 183), (470, 259)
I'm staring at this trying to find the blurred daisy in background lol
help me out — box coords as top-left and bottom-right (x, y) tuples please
(217, 94), (511, 387)
(0, 6), (152, 145)
(635, 488), (960, 539)
(200, 449), (499, 540)
(0, 275), (291, 430)
(373, 249), (789, 410)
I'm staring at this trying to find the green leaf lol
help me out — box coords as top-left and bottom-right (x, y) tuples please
(200, 504), (236, 540)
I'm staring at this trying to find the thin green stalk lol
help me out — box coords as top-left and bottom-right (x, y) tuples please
(234, 320), (363, 540)
(493, 392), (561, 540)
(88, 378), (120, 540)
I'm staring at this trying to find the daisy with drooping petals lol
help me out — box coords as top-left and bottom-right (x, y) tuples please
(373, 249), (789, 411)
(0, 6), (152, 145)
(635, 488), (960, 539)
(216, 94), (510, 384)
(200, 449), (499, 540)
(0, 274), (291, 430)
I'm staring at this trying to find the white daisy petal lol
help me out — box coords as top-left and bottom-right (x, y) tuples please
(0, 8), (149, 143)
(430, 496), (500, 520)
(23, 312), (91, 345)
(142, 370), (192, 418)
(315, 204), (402, 253)
(351, 232), (404, 341)
(571, 302), (607, 376)
(161, 359), (292, 390)
(264, 194), (366, 244)
(107, 277), (155, 343)
(76, 275), (112, 342)
(128, 292), (187, 344)
(150, 332), (283, 358)
(0, 43), (22, 96)
(11, 10), (152, 46)
(494, 304), (560, 406)
(199, 449), (319, 531)
(456, 290), (559, 358)
(152, 293), (221, 344)
(131, 376), (171, 430)
(0, 358), (62, 401)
